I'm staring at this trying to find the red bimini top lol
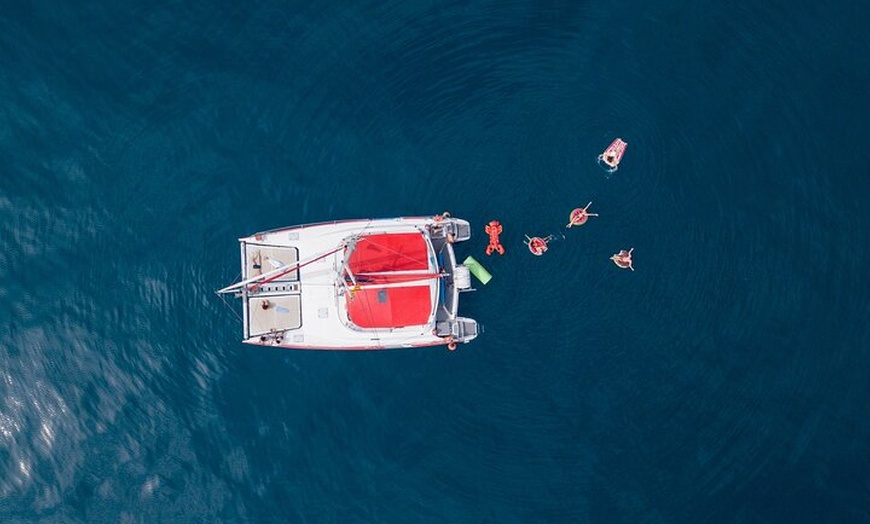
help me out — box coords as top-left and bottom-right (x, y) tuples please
(347, 233), (429, 273)
(346, 233), (435, 328)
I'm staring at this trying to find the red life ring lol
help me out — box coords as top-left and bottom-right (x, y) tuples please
(566, 202), (597, 228)
(568, 208), (588, 226)
(527, 237), (548, 256)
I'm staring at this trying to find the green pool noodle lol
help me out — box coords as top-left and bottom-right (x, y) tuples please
(463, 255), (492, 285)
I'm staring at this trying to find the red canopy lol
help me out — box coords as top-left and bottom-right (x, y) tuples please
(345, 233), (434, 328)
(348, 285), (432, 328)
(347, 233), (430, 274)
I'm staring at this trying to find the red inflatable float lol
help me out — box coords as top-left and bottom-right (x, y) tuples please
(610, 248), (634, 271)
(566, 202), (598, 228)
(485, 220), (505, 256)
(598, 138), (628, 172)
(525, 235), (553, 256)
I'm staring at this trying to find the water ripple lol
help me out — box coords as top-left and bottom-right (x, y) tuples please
(1, 0), (868, 521)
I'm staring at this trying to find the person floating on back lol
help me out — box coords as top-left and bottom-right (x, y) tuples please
(610, 248), (634, 271)
(598, 138), (628, 173)
(566, 202), (598, 228)
(525, 234), (554, 256)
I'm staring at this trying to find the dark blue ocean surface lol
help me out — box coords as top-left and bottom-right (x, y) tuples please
(2, 1), (869, 522)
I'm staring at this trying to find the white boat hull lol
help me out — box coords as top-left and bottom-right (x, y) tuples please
(221, 216), (479, 351)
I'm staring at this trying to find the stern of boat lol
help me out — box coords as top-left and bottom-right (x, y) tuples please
(429, 218), (479, 344)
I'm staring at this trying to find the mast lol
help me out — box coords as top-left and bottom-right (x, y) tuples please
(217, 240), (351, 295)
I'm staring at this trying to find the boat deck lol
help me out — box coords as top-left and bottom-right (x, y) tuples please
(244, 244), (302, 338)
(245, 245), (300, 281)
(221, 216), (479, 350)
(249, 295), (302, 337)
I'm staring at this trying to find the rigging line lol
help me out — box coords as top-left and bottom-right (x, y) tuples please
(336, 236), (361, 283)
(215, 288), (244, 324)
(351, 279), (441, 290)
(354, 270), (442, 276)
(219, 241), (349, 294)
(256, 243), (346, 287)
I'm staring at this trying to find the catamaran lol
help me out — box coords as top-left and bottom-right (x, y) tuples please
(217, 214), (479, 350)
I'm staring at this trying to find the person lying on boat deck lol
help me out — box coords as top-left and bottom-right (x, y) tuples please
(252, 251), (263, 275)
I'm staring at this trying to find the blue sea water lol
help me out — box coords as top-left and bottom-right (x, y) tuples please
(2, 0), (870, 522)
